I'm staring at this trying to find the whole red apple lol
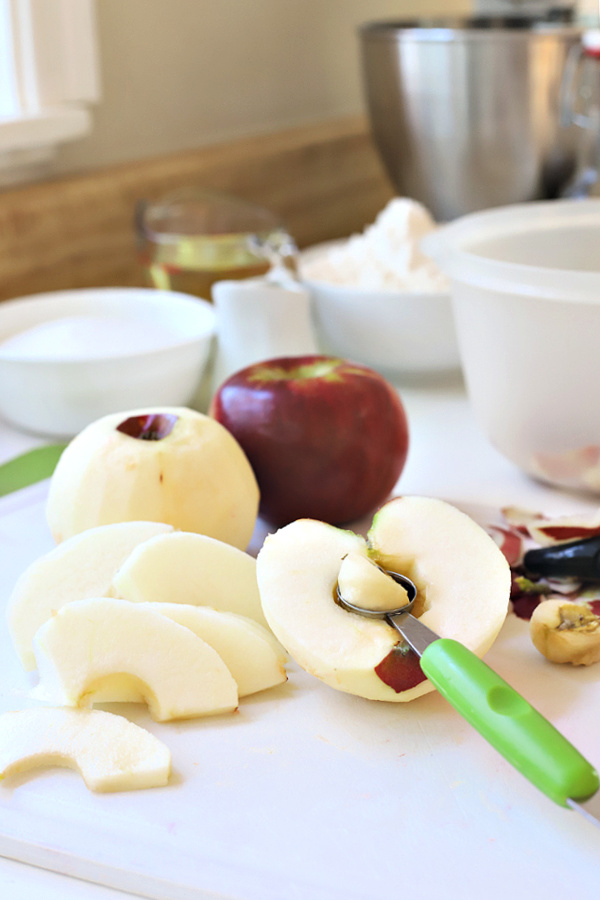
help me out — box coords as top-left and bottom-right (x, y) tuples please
(209, 355), (409, 527)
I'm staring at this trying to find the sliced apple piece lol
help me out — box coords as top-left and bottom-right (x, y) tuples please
(46, 407), (259, 550)
(7, 520), (174, 672)
(139, 603), (286, 696)
(32, 598), (238, 721)
(0, 708), (170, 792)
(112, 530), (270, 630)
(256, 497), (511, 702)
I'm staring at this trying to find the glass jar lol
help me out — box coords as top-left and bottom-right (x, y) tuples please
(135, 188), (297, 301)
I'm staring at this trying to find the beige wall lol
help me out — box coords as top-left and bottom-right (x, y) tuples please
(53, 0), (469, 176)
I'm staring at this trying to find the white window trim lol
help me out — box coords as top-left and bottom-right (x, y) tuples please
(0, 0), (100, 181)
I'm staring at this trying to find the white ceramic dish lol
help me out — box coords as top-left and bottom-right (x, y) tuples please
(0, 288), (215, 438)
(423, 199), (600, 493)
(299, 241), (460, 379)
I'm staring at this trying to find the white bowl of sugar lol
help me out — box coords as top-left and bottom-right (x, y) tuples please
(0, 287), (215, 437)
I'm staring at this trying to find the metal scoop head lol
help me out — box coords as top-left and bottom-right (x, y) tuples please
(336, 569), (440, 657)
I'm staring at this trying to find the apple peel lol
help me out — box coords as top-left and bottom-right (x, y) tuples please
(0, 707), (171, 792)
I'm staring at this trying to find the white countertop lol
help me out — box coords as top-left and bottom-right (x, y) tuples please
(0, 377), (598, 900)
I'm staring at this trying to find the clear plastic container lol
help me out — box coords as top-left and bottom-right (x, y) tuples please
(422, 198), (600, 492)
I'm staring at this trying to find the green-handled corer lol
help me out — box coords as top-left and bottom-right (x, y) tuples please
(336, 569), (600, 826)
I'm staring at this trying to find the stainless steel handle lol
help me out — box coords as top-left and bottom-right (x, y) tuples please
(560, 40), (592, 129)
(386, 612), (438, 657)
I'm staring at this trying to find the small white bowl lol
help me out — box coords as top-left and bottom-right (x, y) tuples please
(299, 243), (460, 379)
(0, 287), (215, 438)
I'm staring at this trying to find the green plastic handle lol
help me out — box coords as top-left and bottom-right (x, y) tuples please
(0, 445), (67, 498)
(420, 639), (600, 807)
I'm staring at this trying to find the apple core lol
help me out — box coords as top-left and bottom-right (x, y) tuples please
(116, 413), (178, 440)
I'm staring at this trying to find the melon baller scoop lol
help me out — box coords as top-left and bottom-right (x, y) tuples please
(336, 568), (600, 827)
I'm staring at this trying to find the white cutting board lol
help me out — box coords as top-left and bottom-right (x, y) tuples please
(1, 382), (600, 900)
(0, 481), (599, 900)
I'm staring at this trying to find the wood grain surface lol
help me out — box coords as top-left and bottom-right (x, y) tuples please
(0, 116), (394, 302)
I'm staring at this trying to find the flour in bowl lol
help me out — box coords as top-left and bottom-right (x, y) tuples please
(300, 198), (449, 292)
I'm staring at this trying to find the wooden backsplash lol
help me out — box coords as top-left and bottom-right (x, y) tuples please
(0, 116), (394, 303)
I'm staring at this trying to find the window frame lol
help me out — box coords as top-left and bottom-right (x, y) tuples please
(0, 0), (99, 177)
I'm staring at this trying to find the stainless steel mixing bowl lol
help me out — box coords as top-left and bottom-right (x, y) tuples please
(360, 19), (581, 221)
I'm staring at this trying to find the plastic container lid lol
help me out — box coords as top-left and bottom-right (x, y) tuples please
(421, 199), (600, 303)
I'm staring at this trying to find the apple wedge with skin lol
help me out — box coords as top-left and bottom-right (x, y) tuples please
(7, 520), (174, 672)
(32, 598), (239, 721)
(112, 530), (271, 630)
(256, 496), (511, 702)
(0, 708), (171, 792)
(46, 407), (259, 550)
(138, 603), (287, 696)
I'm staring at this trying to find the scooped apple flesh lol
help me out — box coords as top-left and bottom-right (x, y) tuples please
(256, 497), (511, 702)
(336, 552), (425, 692)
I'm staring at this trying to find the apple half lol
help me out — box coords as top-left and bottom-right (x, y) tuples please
(112, 530), (270, 630)
(46, 407), (259, 550)
(256, 496), (511, 702)
(7, 520), (174, 671)
(0, 708), (171, 792)
(33, 598), (239, 721)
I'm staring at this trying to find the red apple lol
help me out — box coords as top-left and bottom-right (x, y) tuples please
(209, 355), (409, 527)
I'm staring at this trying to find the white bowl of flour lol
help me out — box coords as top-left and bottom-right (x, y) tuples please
(299, 198), (460, 378)
(0, 287), (215, 437)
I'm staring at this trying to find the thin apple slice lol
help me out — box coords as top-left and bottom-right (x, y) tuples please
(7, 520), (173, 672)
(256, 497), (511, 702)
(0, 708), (171, 792)
(112, 531), (270, 630)
(139, 603), (287, 696)
(32, 598), (238, 721)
